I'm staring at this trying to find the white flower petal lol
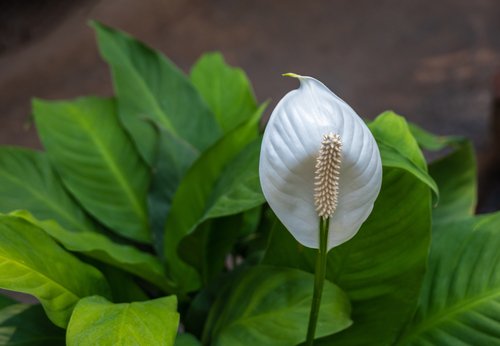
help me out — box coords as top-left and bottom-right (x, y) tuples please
(259, 75), (382, 250)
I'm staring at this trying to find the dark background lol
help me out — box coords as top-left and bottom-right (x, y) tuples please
(1, 0), (499, 210)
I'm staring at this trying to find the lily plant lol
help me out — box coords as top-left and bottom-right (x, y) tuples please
(0, 22), (497, 346)
(259, 74), (382, 344)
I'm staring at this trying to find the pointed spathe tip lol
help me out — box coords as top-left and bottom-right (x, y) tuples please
(282, 73), (303, 79)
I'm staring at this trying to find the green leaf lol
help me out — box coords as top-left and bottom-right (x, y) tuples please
(148, 125), (199, 255)
(396, 212), (500, 345)
(404, 121), (477, 223)
(369, 111), (439, 199)
(163, 104), (266, 293)
(0, 303), (65, 345)
(96, 264), (149, 303)
(0, 215), (110, 328)
(190, 52), (258, 133)
(67, 295), (179, 346)
(264, 113), (434, 345)
(92, 21), (221, 164)
(429, 140), (477, 224)
(321, 169), (431, 346)
(179, 215), (248, 286)
(175, 333), (201, 346)
(33, 97), (150, 243)
(9, 210), (171, 292)
(0, 295), (15, 310)
(0, 147), (92, 231)
(204, 139), (265, 219)
(408, 122), (462, 151)
(203, 266), (352, 346)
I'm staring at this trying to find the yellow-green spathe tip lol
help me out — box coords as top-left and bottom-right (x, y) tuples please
(282, 73), (303, 79)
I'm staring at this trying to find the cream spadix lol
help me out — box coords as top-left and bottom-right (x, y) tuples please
(259, 75), (382, 250)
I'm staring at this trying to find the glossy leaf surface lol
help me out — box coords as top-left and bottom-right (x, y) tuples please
(397, 213), (500, 345)
(67, 295), (179, 346)
(0, 216), (110, 328)
(10, 210), (170, 291)
(163, 105), (265, 293)
(191, 52), (258, 133)
(92, 21), (221, 164)
(33, 97), (150, 243)
(205, 266), (351, 346)
(0, 303), (65, 345)
(0, 147), (92, 231)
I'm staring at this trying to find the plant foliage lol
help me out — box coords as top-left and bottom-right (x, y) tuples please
(0, 21), (497, 345)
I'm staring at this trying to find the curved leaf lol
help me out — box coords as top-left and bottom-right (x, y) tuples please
(9, 210), (171, 291)
(396, 213), (500, 345)
(92, 21), (221, 164)
(148, 125), (199, 255)
(429, 140), (477, 224)
(0, 215), (110, 328)
(408, 122), (462, 151)
(406, 122), (477, 222)
(0, 147), (92, 231)
(175, 333), (201, 346)
(0, 303), (65, 345)
(204, 139), (265, 219)
(33, 97), (150, 243)
(190, 52), (258, 133)
(204, 266), (351, 346)
(67, 295), (179, 346)
(369, 112), (439, 199)
(163, 104), (265, 293)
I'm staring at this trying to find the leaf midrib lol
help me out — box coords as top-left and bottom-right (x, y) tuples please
(72, 108), (146, 223)
(225, 295), (311, 331)
(0, 254), (80, 302)
(399, 288), (500, 344)
(0, 170), (83, 231)
(104, 34), (175, 134)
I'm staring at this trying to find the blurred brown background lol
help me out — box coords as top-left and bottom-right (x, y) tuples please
(0, 0), (499, 210)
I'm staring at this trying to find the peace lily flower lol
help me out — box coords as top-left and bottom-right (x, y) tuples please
(259, 74), (382, 250)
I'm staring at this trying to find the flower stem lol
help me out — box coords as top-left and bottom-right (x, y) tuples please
(306, 217), (329, 346)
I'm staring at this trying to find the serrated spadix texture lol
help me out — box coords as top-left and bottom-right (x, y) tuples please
(259, 75), (382, 250)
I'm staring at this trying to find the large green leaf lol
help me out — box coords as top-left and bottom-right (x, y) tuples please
(322, 169), (431, 346)
(179, 214), (252, 286)
(264, 112), (433, 345)
(33, 97), (150, 243)
(92, 21), (221, 164)
(0, 303), (65, 345)
(369, 112), (438, 198)
(203, 266), (352, 346)
(204, 139), (265, 219)
(429, 140), (477, 224)
(406, 122), (477, 223)
(163, 104), (265, 293)
(190, 52), (258, 133)
(0, 147), (92, 231)
(9, 210), (171, 292)
(67, 295), (179, 346)
(408, 122), (462, 151)
(0, 215), (110, 328)
(148, 125), (200, 256)
(96, 264), (149, 303)
(175, 333), (201, 346)
(0, 295), (14, 310)
(396, 212), (500, 345)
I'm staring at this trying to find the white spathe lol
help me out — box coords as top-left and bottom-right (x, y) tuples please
(259, 75), (382, 250)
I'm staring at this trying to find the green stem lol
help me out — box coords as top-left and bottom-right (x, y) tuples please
(306, 217), (330, 346)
